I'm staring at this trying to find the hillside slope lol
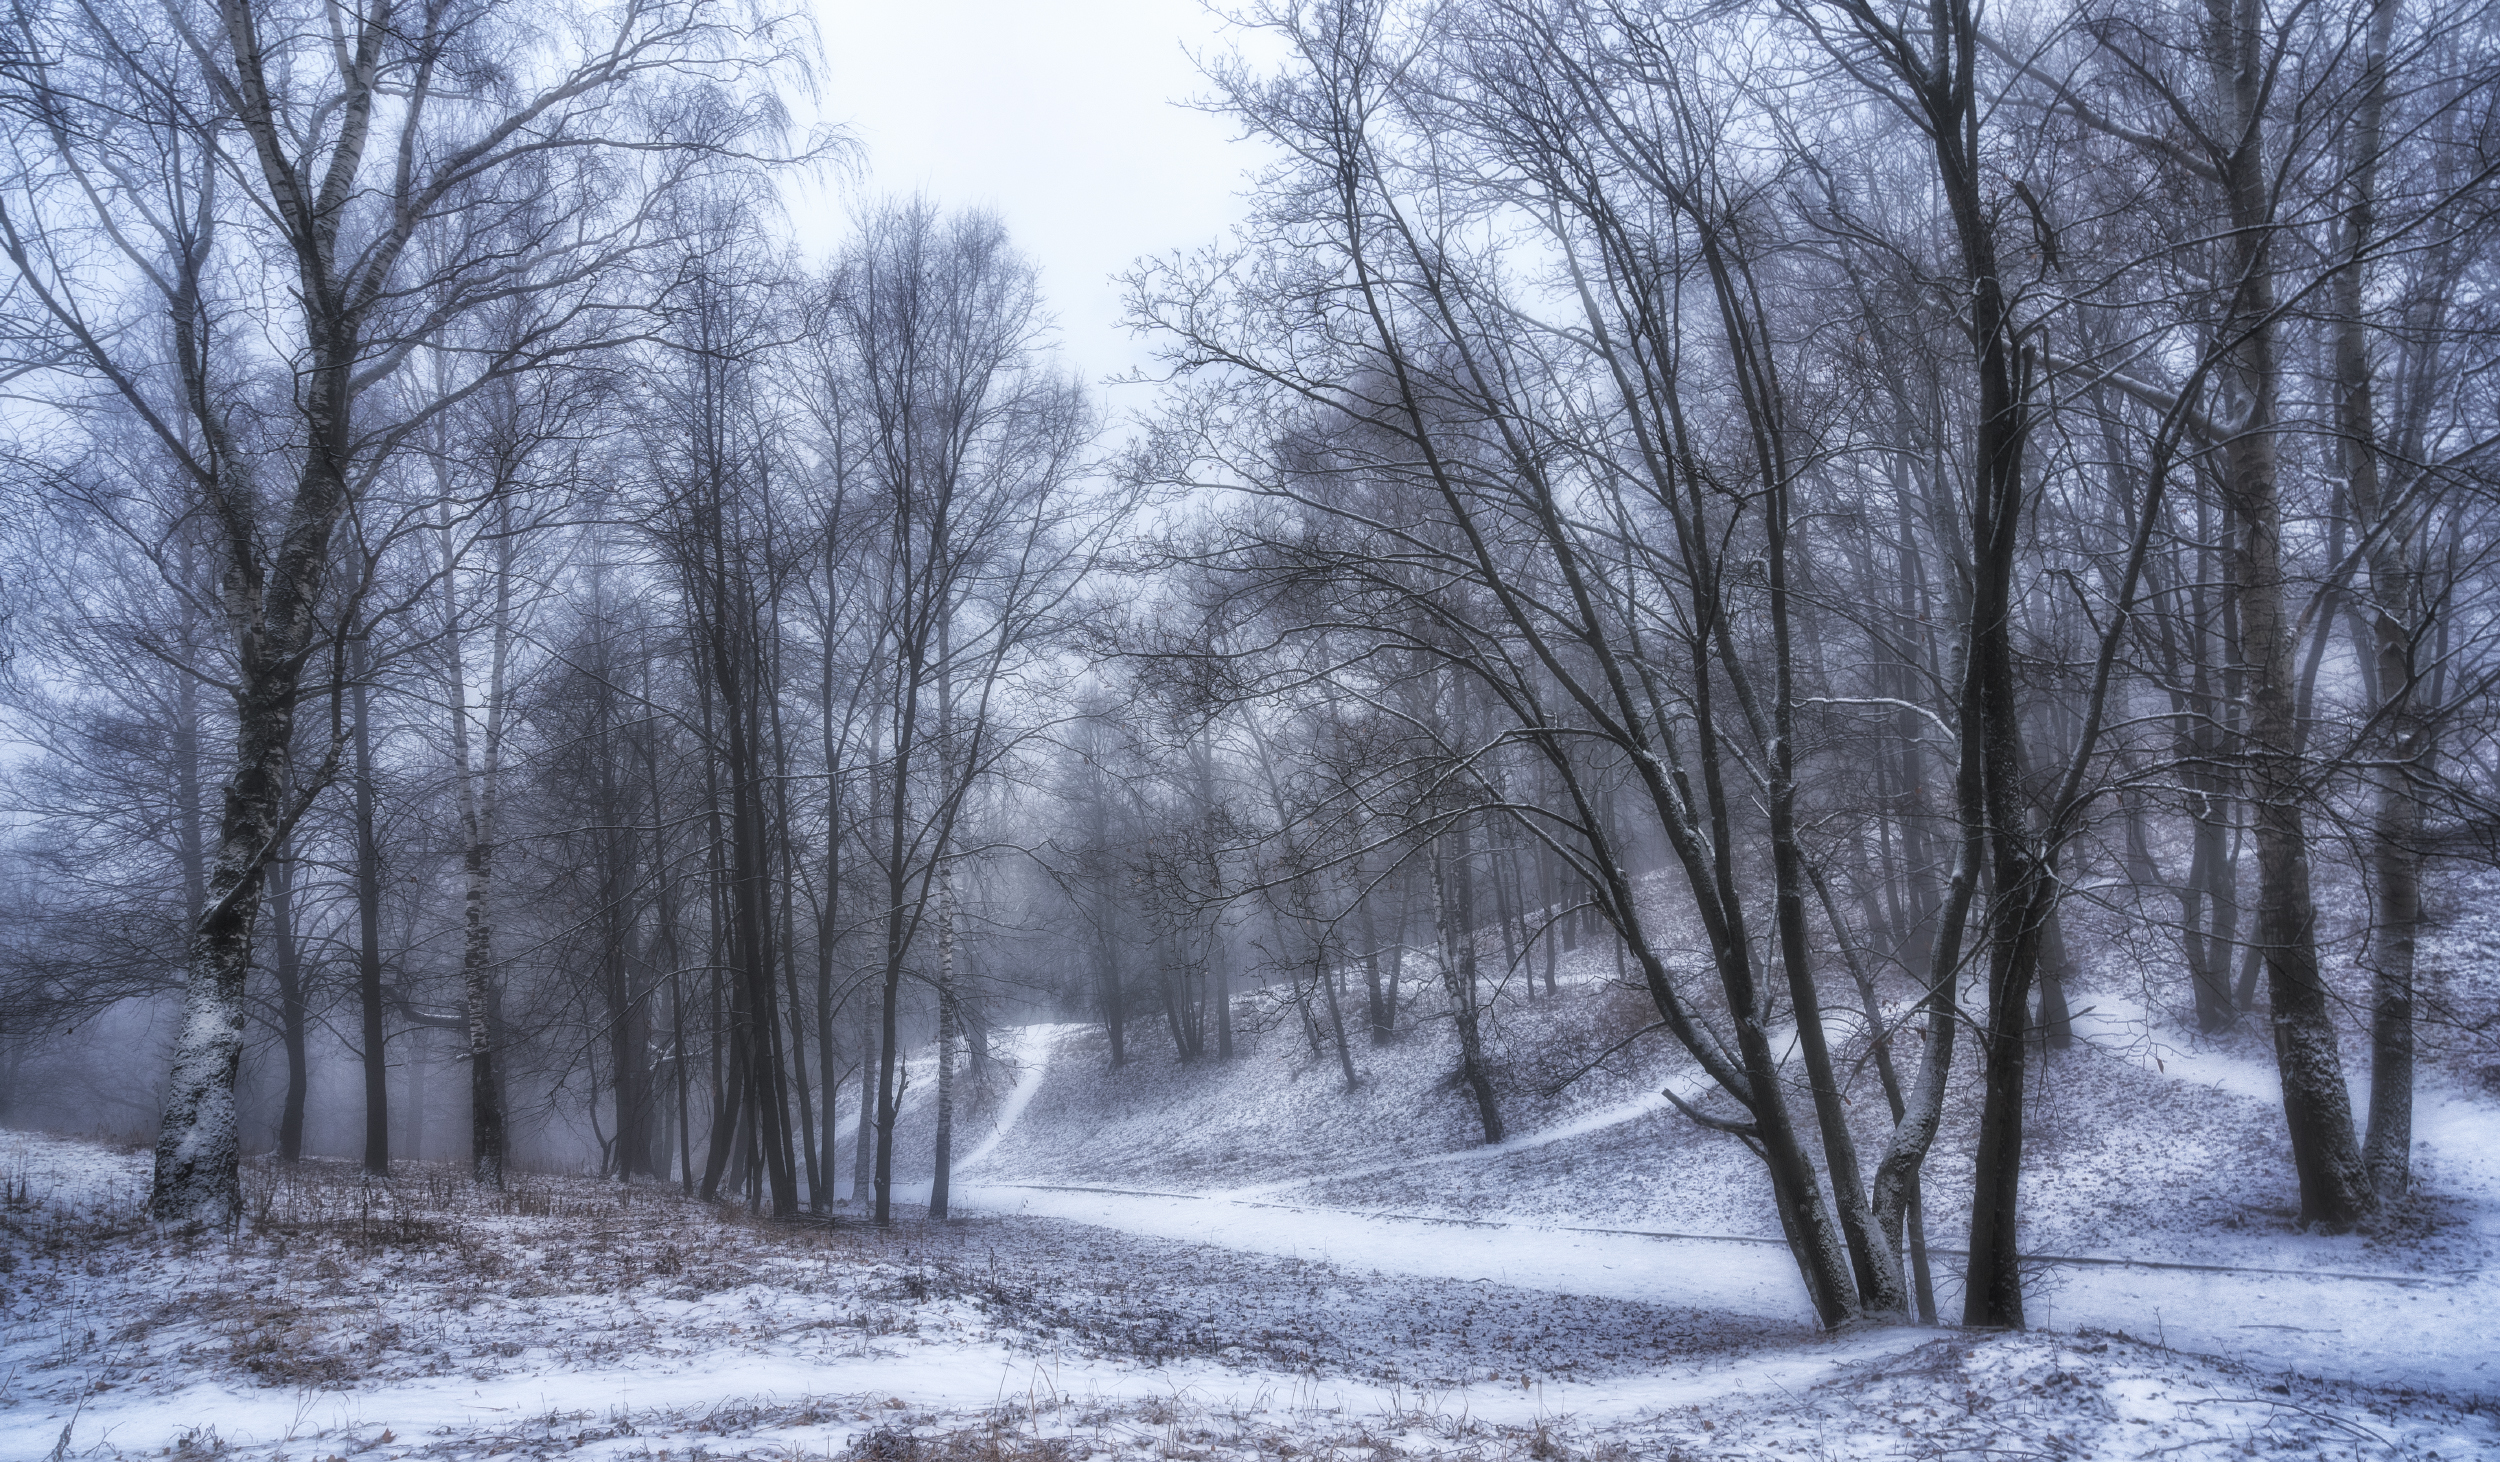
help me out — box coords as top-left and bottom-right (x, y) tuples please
(893, 931), (2500, 1395)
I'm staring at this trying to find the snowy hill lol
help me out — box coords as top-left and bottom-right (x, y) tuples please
(873, 952), (2500, 1398)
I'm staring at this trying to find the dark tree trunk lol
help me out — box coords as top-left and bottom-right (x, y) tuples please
(2341, 0), (2415, 1200)
(268, 847), (309, 1163)
(930, 867), (960, 1219)
(1435, 831), (1502, 1144)
(1358, 872), (1393, 1045)
(2208, 0), (2372, 1231)
(2035, 908), (2075, 1052)
(352, 649), (392, 1177)
(853, 994), (877, 1205)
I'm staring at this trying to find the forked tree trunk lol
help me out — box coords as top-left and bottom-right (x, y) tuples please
(1763, 441), (1905, 1318)
(138, 0), (370, 1232)
(2333, 0), (2417, 1200)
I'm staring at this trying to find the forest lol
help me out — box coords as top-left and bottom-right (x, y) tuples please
(1, 0), (2498, 1456)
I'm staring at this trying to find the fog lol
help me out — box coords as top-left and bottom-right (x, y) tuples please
(0, 0), (2496, 1421)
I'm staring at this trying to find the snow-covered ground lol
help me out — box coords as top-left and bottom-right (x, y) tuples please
(4, 1130), (2490, 1462)
(936, 972), (2499, 1391)
(6, 938), (2498, 1459)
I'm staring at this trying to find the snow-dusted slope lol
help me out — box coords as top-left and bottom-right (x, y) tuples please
(927, 970), (2500, 1394)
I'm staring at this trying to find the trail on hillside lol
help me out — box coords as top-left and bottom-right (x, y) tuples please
(1209, 1057), (1719, 1202)
(951, 1020), (2500, 1395)
(954, 1023), (1064, 1174)
(2070, 989), (2500, 1252)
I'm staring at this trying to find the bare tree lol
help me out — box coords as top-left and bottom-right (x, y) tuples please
(0, 0), (811, 1225)
(824, 200), (1104, 1224)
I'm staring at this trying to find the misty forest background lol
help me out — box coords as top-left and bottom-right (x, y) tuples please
(1, 0), (2497, 1335)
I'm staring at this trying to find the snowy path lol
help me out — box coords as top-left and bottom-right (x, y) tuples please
(1210, 1087), (1682, 1202)
(955, 1023), (1809, 1317)
(956, 1179), (1816, 1318)
(953, 1019), (2500, 1395)
(955, 1178), (2493, 1391)
(949, 1021), (1724, 1206)
(821, 1024), (1059, 1203)
(2030, 990), (2500, 1390)
(1213, 1030), (1789, 1202)
(954, 1023), (1068, 1175)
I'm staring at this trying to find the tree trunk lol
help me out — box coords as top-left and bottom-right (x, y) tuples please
(698, 681), (740, 1202)
(755, 561), (817, 1202)
(442, 525), (513, 1189)
(1097, 900), (1128, 1068)
(929, 859), (959, 1218)
(2035, 908), (2075, 1052)
(2209, 0), (2373, 1230)
(772, 699), (820, 1207)
(148, 0), (368, 1230)
(352, 644), (392, 1177)
(814, 930), (840, 1215)
(405, 1028), (429, 1164)
(1315, 915), (1359, 1091)
(873, 861), (907, 1223)
(852, 994), (877, 1204)
(2342, 0), (2413, 1198)
(1212, 911), (1234, 1062)
(1358, 872), (1393, 1045)
(1434, 833), (1502, 1143)
(1764, 446), (1904, 1317)
(269, 846), (309, 1163)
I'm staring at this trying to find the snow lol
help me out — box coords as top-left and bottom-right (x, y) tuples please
(2073, 985), (2500, 1254)
(955, 1007), (2499, 1393)
(952, 1022), (1071, 1176)
(959, 1181), (1814, 1318)
(1207, 1077), (1694, 1204)
(946, 946), (2500, 1410)
(6, 933), (2498, 1459)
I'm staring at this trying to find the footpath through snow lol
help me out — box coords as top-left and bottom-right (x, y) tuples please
(6, 1130), (2492, 1462)
(6, 975), (2497, 1460)
(944, 999), (2500, 1395)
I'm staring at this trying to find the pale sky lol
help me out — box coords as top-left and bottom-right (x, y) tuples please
(793, 0), (1276, 408)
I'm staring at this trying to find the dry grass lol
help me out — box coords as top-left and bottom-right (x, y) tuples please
(6, 1136), (2495, 1461)
(1, 1145), (955, 1409)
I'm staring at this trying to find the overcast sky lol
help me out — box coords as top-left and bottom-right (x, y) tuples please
(794, 0), (1274, 410)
